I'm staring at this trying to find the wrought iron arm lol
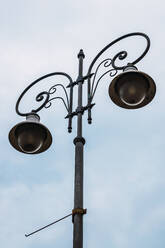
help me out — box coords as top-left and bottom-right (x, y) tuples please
(15, 72), (74, 132)
(16, 72), (73, 117)
(87, 32), (150, 123)
(90, 58), (117, 101)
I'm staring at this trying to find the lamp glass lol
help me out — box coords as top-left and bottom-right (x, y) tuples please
(116, 72), (149, 106)
(109, 68), (156, 109)
(12, 122), (47, 154)
(16, 123), (46, 153)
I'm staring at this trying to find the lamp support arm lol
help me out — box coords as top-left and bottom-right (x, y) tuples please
(87, 32), (150, 123)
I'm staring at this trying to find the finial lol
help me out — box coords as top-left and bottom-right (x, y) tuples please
(78, 49), (85, 58)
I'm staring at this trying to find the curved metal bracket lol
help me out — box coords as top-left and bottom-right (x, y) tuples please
(87, 32), (150, 123)
(88, 32), (150, 75)
(90, 58), (118, 101)
(16, 72), (73, 117)
(44, 84), (70, 112)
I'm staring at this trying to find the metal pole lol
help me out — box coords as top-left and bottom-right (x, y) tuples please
(73, 49), (85, 248)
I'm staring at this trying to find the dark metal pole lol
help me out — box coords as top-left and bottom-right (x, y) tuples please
(73, 49), (85, 248)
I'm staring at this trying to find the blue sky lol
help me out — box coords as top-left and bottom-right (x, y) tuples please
(1, 0), (165, 247)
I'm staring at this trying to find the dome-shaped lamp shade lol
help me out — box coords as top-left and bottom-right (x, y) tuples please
(109, 68), (156, 109)
(9, 121), (52, 154)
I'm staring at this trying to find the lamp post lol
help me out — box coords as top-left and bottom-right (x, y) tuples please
(9, 32), (156, 248)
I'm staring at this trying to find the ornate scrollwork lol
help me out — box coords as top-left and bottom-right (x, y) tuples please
(87, 32), (150, 123)
(44, 84), (70, 112)
(90, 58), (117, 101)
(15, 32), (151, 128)
(111, 51), (128, 70)
(16, 72), (73, 117)
(88, 32), (150, 76)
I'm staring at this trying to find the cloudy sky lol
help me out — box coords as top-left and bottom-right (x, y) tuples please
(1, 0), (165, 247)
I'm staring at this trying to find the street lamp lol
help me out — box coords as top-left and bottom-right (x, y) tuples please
(8, 32), (156, 248)
(109, 64), (156, 109)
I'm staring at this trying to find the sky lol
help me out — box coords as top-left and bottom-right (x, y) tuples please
(0, 0), (165, 247)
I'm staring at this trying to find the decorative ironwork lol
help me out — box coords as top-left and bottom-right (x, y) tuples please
(14, 32), (151, 129)
(16, 72), (73, 117)
(44, 84), (70, 112)
(90, 58), (117, 101)
(87, 32), (150, 76)
(87, 32), (151, 123)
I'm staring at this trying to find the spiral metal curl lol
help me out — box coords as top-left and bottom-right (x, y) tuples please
(16, 72), (73, 117)
(91, 58), (117, 100)
(44, 84), (70, 112)
(111, 51), (128, 70)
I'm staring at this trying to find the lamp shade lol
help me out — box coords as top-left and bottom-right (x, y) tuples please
(109, 66), (156, 109)
(9, 114), (52, 154)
